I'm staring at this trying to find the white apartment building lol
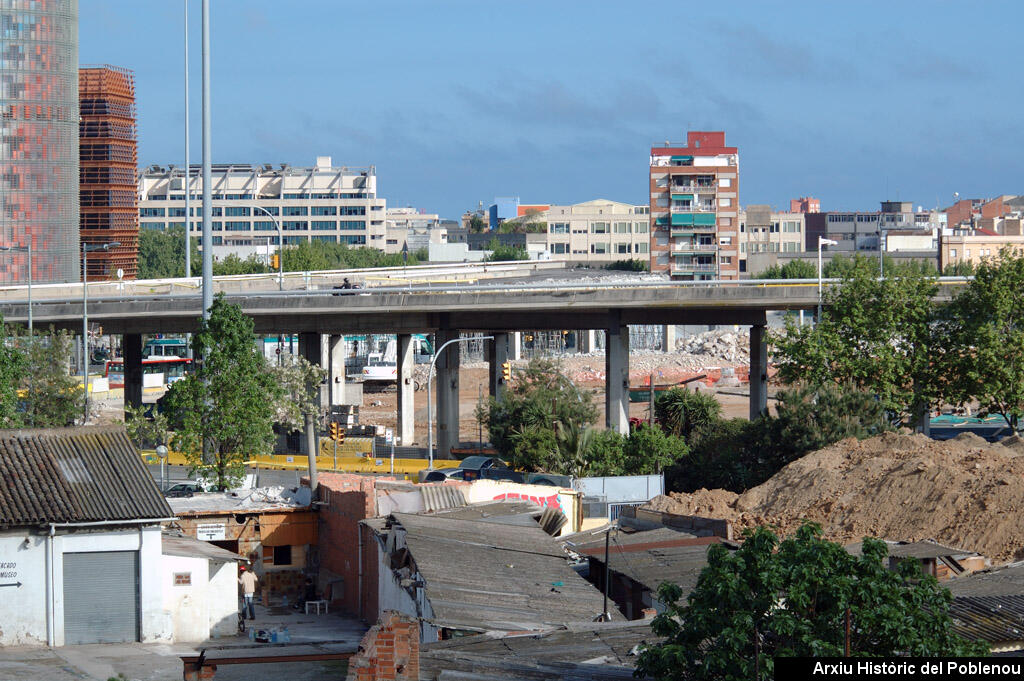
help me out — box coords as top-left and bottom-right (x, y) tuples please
(504, 199), (650, 264)
(138, 156), (386, 250)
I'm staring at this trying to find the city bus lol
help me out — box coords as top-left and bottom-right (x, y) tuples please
(143, 338), (189, 358)
(104, 356), (193, 389)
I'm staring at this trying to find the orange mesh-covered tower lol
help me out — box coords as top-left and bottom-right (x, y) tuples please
(0, 0), (80, 284)
(79, 65), (138, 280)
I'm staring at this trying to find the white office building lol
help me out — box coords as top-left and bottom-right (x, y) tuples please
(138, 156), (386, 251)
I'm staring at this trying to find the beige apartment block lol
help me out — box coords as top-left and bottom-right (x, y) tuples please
(738, 206), (805, 274)
(940, 233), (1024, 269)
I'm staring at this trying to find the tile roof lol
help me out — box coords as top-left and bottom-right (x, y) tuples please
(387, 512), (619, 632)
(0, 426), (172, 528)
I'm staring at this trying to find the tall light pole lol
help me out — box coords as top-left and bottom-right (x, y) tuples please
(82, 241), (121, 423)
(252, 205), (284, 290)
(426, 335), (492, 468)
(183, 0), (191, 282)
(0, 245), (31, 334)
(200, 0), (212, 319)
(817, 238), (838, 320)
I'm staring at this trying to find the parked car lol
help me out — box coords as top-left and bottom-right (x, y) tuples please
(420, 467), (466, 483)
(458, 456), (522, 482)
(164, 482), (206, 498)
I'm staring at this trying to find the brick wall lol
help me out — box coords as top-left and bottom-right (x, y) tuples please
(346, 612), (420, 681)
(318, 473), (397, 618)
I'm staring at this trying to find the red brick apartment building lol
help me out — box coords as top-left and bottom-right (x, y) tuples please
(649, 131), (739, 279)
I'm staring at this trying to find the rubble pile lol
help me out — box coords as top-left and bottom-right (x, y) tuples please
(674, 330), (751, 363)
(645, 432), (1024, 562)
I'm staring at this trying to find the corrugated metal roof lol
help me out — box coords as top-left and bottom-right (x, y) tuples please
(845, 539), (979, 559)
(389, 512), (619, 632)
(588, 533), (733, 597)
(420, 485), (467, 512)
(162, 533), (241, 562)
(0, 426), (172, 528)
(951, 596), (1024, 647)
(948, 562), (1024, 598)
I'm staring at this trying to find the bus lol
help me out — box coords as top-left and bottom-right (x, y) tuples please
(143, 338), (189, 358)
(105, 356), (193, 389)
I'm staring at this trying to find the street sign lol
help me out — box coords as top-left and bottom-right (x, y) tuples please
(385, 428), (394, 445)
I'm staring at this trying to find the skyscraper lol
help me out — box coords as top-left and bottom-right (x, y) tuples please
(80, 65), (138, 280)
(0, 0), (80, 284)
(649, 131), (739, 280)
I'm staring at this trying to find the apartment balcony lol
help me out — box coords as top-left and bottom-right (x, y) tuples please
(670, 225), (716, 237)
(671, 203), (716, 213)
(671, 183), (717, 194)
(671, 262), (717, 274)
(671, 243), (717, 255)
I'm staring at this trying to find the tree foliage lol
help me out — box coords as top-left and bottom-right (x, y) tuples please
(269, 355), (327, 433)
(483, 238), (529, 262)
(0, 323), (82, 428)
(668, 383), (890, 493)
(161, 295), (282, 489)
(939, 248), (1024, 429)
(655, 388), (722, 440)
(123, 403), (170, 450)
(771, 259), (939, 422)
(604, 258), (649, 272)
(636, 523), (986, 681)
(754, 259), (817, 280)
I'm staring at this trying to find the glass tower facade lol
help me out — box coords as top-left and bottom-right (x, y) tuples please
(0, 0), (80, 284)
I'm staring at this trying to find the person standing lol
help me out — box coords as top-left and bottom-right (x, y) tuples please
(239, 565), (258, 620)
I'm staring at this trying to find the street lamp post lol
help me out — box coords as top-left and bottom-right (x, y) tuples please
(82, 241), (121, 423)
(817, 238), (838, 320)
(0, 244), (31, 334)
(427, 335), (493, 468)
(252, 205), (283, 290)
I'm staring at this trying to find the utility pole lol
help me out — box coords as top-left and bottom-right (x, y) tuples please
(200, 0), (212, 318)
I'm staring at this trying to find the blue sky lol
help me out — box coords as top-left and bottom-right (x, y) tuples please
(81, 1), (1021, 219)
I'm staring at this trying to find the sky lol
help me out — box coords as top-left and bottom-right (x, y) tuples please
(81, 1), (1023, 219)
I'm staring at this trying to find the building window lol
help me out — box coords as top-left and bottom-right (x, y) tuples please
(613, 222), (631, 234)
(339, 221), (365, 230)
(721, 217), (732, 226)
(720, 256), (732, 265)
(719, 197), (732, 208)
(257, 206), (280, 215)
(282, 220), (308, 230)
(615, 243), (630, 254)
(312, 205), (337, 216)
(591, 222), (609, 234)
(140, 207), (165, 217)
(313, 235), (336, 242)
(719, 177), (732, 188)
(284, 236), (305, 245)
(168, 207), (187, 217)
(550, 243), (568, 254)
(719, 236), (732, 245)
(591, 242), (609, 254)
(550, 223), (570, 234)
(283, 206), (308, 216)
(141, 222), (164, 230)
(340, 206), (367, 216)
(634, 222), (649, 233)
(225, 206), (250, 217)
(341, 235), (367, 245)
(311, 221), (336, 230)
(225, 221), (249, 231)
(950, 249), (957, 258)
(635, 242), (649, 254)
(254, 221), (275, 231)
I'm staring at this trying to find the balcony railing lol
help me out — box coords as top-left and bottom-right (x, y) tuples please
(671, 262), (717, 273)
(670, 225), (716, 236)
(671, 204), (716, 213)
(672, 183), (717, 193)
(672, 244), (717, 255)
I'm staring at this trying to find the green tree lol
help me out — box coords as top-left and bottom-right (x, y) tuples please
(21, 330), (85, 427)
(941, 248), (1024, 430)
(654, 388), (722, 440)
(269, 355), (327, 433)
(943, 260), (976, 276)
(669, 384), (891, 493)
(585, 429), (627, 476)
(213, 253), (268, 276)
(636, 523), (986, 681)
(0, 316), (27, 427)
(755, 259), (817, 280)
(604, 258), (649, 272)
(772, 260), (940, 423)
(468, 215), (487, 233)
(123, 403), (170, 449)
(478, 358), (598, 470)
(161, 295), (282, 489)
(483, 238), (529, 262)
(622, 424), (688, 474)
(138, 225), (198, 279)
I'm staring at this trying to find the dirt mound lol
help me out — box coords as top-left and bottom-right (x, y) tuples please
(648, 432), (1024, 562)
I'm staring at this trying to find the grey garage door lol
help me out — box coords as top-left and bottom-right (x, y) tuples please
(63, 551), (139, 644)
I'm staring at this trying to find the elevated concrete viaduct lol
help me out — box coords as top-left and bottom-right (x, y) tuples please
(7, 278), (961, 457)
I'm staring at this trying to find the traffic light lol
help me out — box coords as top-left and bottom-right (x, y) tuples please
(501, 360), (511, 383)
(271, 253), (280, 269)
(329, 422), (340, 441)
(338, 427), (346, 444)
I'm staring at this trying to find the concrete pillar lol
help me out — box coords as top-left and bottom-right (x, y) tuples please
(328, 334), (346, 407)
(397, 334), (415, 446)
(749, 324), (768, 420)
(509, 332), (522, 361)
(578, 329), (596, 354)
(123, 333), (143, 412)
(662, 325), (676, 353)
(605, 318), (630, 434)
(435, 328), (460, 459)
(487, 332), (510, 400)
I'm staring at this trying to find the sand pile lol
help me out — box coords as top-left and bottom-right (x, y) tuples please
(645, 432), (1024, 562)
